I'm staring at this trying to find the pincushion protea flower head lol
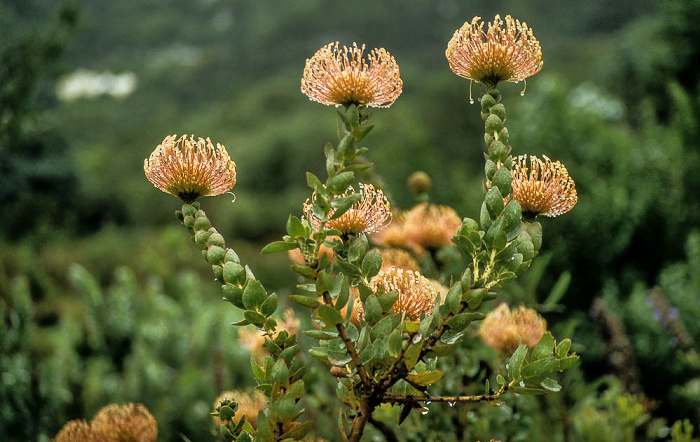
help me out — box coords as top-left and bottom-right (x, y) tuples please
(446, 15), (543, 90)
(479, 303), (547, 354)
(371, 203), (461, 257)
(304, 183), (392, 235)
(359, 266), (437, 321)
(511, 154), (577, 220)
(144, 134), (236, 203)
(55, 403), (158, 442)
(213, 389), (267, 430)
(301, 42), (403, 108)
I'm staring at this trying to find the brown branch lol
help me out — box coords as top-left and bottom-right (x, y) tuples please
(382, 386), (509, 405)
(322, 291), (373, 391)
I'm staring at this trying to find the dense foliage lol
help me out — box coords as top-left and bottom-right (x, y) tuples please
(2, 0), (699, 440)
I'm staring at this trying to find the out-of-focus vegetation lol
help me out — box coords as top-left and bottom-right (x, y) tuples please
(2, 0), (700, 440)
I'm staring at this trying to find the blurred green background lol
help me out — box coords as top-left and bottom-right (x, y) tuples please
(2, 0), (700, 440)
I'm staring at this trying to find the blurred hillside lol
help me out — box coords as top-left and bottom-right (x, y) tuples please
(3, 0), (700, 440)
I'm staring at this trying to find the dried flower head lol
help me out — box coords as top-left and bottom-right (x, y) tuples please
(511, 154), (577, 219)
(144, 134), (236, 203)
(304, 184), (392, 235)
(446, 15), (543, 89)
(301, 42), (402, 108)
(238, 308), (300, 361)
(479, 303), (547, 354)
(379, 247), (420, 272)
(213, 389), (267, 430)
(54, 419), (93, 442)
(89, 403), (158, 442)
(359, 266), (437, 321)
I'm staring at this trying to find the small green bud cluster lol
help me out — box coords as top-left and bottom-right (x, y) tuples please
(178, 202), (310, 441)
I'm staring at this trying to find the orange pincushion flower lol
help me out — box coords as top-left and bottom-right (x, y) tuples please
(479, 303), (547, 354)
(511, 154), (577, 219)
(144, 134), (236, 203)
(301, 42), (402, 108)
(358, 266), (437, 321)
(446, 15), (543, 89)
(304, 184), (392, 235)
(371, 203), (461, 256)
(54, 403), (158, 442)
(54, 419), (92, 442)
(378, 247), (420, 272)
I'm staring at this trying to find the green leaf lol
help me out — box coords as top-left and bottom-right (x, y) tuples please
(444, 283), (461, 315)
(327, 350), (353, 366)
(532, 332), (555, 361)
(540, 377), (562, 392)
(261, 240), (297, 255)
(403, 343), (421, 371)
(219, 405), (235, 421)
(388, 328), (403, 357)
(318, 305), (344, 326)
(405, 370), (444, 386)
(222, 284), (244, 309)
(286, 215), (306, 239)
(306, 172), (323, 191)
(308, 347), (331, 364)
(271, 395), (296, 425)
(520, 357), (559, 380)
(511, 385), (547, 395)
(378, 291), (399, 313)
(507, 344), (528, 381)
(250, 358), (265, 381)
(223, 262), (247, 286)
(485, 187), (505, 219)
(484, 217), (507, 250)
(363, 294), (382, 325)
(330, 193), (362, 221)
(463, 288), (487, 310)
(555, 339), (572, 358)
(362, 250), (382, 279)
(327, 172), (355, 194)
(336, 260), (362, 278)
(303, 329), (338, 340)
(558, 355), (579, 371)
(271, 360), (289, 384)
(336, 133), (356, 160)
(280, 421), (313, 440)
(316, 271), (333, 294)
(335, 276), (350, 310)
(260, 294), (278, 317)
(242, 279), (267, 310)
(492, 166), (513, 197)
(347, 235), (368, 264)
(291, 264), (316, 279)
(243, 310), (267, 326)
(444, 312), (484, 332)
(290, 295), (322, 309)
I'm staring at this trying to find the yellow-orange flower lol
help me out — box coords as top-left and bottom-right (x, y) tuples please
(479, 303), (547, 354)
(446, 15), (543, 89)
(304, 184), (392, 235)
(372, 203), (460, 256)
(359, 266), (437, 321)
(55, 403), (158, 442)
(54, 419), (92, 442)
(144, 134), (236, 203)
(378, 247), (420, 272)
(301, 42), (402, 108)
(511, 154), (577, 219)
(213, 389), (266, 430)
